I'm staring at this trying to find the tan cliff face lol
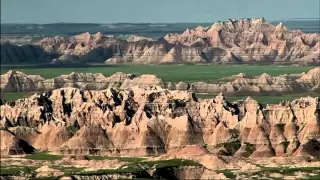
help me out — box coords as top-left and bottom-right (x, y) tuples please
(1, 67), (320, 95)
(1, 87), (319, 157)
(1, 18), (319, 64)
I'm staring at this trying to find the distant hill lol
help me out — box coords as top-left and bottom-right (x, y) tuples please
(1, 18), (319, 65)
(1, 19), (319, 37)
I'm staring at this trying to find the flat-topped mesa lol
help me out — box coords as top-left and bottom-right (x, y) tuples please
(1, 87), (319, 157)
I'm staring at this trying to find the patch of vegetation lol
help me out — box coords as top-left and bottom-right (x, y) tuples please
(66, 125), (79, 135)
(276, 123), (286, 133)
(306, 174), (320, 180)
(1, 92), (27, 101)
(52, 159), (199, 176)
(202, 144), (208, 149)
(253, 164), (320, 176)
(24, 151), (63, 161)
(137, 159), (201, 168)
(87, 156), (146, 163)
(29, 177), (60, 180)
(0, 165), (37, 176)
(280, 141), (290, 151)
(2, 64), (318, 105)
(1, 64), (313, 83)
(244, 142), (256, 155)
(220, 140), (242, 156)
(230, 129), (240, 139)
(216, 169), (236, 179)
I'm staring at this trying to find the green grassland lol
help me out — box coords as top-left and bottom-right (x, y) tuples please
(87, 155), (146, 163)
(0, 165), (36, 176)
(1, 64), (317, 103)
(24, 152), (64, 161)
(2, 159), (319, 179)
(0, 64), (313, 82)
(1, 92), (31, 102)
(0, 154), (201, 178)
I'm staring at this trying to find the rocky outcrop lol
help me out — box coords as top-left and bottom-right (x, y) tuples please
(127, 35), (154, 42)
(2, 18), (319, 65)
(35, 165), (64, 177)
(0, 71), (135, 93)
(2, 67), (320, 95)
(0, 43), (58, 64)
(0, 129), (35, 156)
(0, 87), (319, 158)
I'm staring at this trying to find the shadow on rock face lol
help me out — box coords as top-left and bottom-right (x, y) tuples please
(18, 139), (35, 154)
(302, 139), (320, 158)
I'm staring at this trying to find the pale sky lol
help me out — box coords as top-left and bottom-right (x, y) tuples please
(1, 0), (319, 23)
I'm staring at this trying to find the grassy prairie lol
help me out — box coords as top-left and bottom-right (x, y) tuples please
(0, 165), (37, 176)
(1, 92), (30, 101)
(0, 64), (314, 82)
(24, 152), (63, 161)
(87, 155), (146, 162)
(1, 64), (316, 103)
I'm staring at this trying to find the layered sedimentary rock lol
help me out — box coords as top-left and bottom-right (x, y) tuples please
(1, 67), (320, 95)
(0, 129), (35, 155)
(0, 43), (58, 64)
(1, 18), (319, 64)
(1, 87), (319, 158)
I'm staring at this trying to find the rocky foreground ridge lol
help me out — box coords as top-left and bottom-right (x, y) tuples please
(1, 67), (320, 95)
(1, 86), (319, 158)
(1, 18), (319, 64)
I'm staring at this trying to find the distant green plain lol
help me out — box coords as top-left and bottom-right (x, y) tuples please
(1, 64), (313, 82)
(1, 64), (317, 103)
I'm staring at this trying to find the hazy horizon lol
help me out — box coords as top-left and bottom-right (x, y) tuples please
(1, 0), (319, 24)
(1, 19), (319, 25)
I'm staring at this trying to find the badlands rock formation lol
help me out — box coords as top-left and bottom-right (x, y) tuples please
(1, 18), (319, 64)
(1, 42), (58, 64)
(1, 87), (319, 158)
(1, 67), (320, 95)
